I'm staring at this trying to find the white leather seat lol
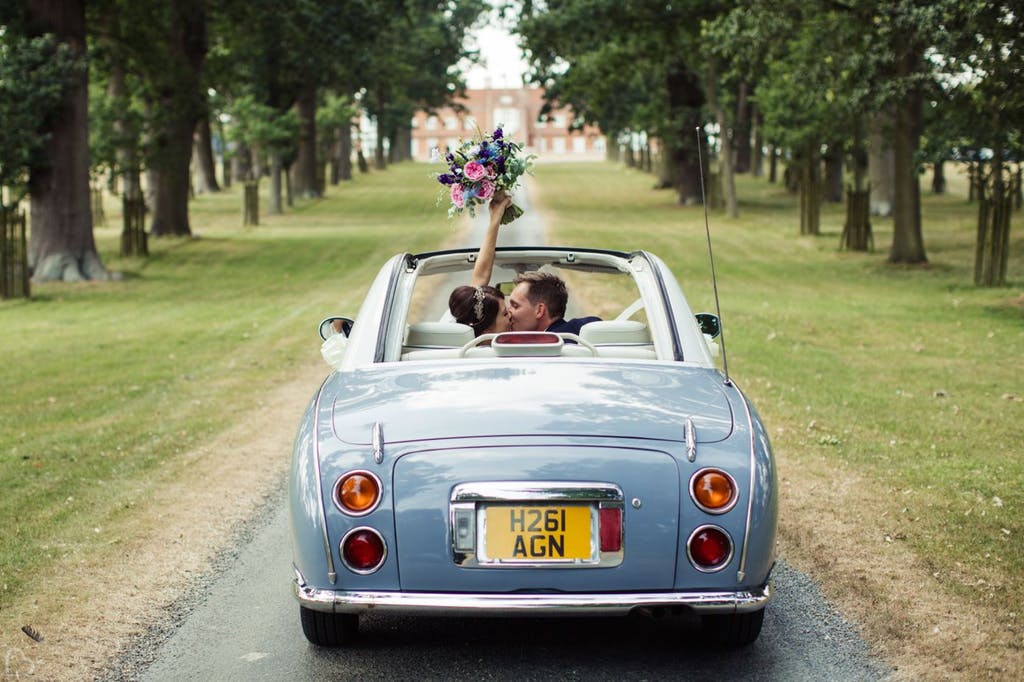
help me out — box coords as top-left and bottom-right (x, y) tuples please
(579, 320), (651, 345)
(579, 320), (656, 359)
(404, 322), (475, 348)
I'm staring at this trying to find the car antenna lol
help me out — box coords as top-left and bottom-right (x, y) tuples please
(695, 126), (731, 386)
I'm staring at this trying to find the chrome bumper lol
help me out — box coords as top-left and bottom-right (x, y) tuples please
(293, 579), (771, 617)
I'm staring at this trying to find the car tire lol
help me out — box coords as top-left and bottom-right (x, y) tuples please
(299, 606), (358, 646)
(701, 607), (765, 645)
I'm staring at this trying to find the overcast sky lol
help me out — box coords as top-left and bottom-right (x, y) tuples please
(464, 23), (529, 89)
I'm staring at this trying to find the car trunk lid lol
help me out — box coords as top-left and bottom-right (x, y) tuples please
(328, 361), (733, 445)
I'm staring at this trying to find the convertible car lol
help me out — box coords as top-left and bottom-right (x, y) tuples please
(290, 246), (778, 647)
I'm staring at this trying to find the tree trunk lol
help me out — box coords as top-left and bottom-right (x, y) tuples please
(232, 142), (252, 183)
(149, 1), (206, 237)
(734, 81), (751, 174)
(605, 134), (620, 162)
(851, 115), (868, 194)
(216, 117), (230, 189)
(373, 88), (387, 171)
(108, 63), (142, 202)
(623, 144), (636, 168)
(798, 141), (821, 236)
(932, 161), (946, 194)
(751, 105), (764, 178)
(192, 113), (220, 193)
(869, 112), (895, 217)
(339, 122), (353, 180)
(292, 86), (321, 198)
(888, 40), (926, 264)
(329, 128), (341, 185)
(706, 57), (737, 217)
(666, 65), (704, 205)
(1015, 163), (1022, 209)
(768, 144), (778, 183)
(824, 141), (844, 203)
(974, 145), (1012, 286)
(374, 131), (387, 170)
(654, 138), (675, 189)
(269, 153), (283, 214)
(387, 126), (398, 164)
(26, 0), (108, 281)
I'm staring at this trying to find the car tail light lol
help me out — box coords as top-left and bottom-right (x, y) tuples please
(687, 525), (733, 572)
(494, 332), (562, 345)
(599, 507), (622, 552)
(334, 471), (381, 515)
(341, 527), (386, 573)
(690, 468), (737, 513)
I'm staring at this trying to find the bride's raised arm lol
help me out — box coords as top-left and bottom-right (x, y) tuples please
(469, 190), (513, 288)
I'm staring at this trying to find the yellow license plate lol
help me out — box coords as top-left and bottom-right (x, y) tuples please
(484, 505), (592, 561)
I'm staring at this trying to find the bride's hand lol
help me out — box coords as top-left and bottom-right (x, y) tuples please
(489, 190), (513, 223)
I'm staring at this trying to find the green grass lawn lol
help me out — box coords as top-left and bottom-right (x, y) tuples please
(535, 160), (1023, 614)
(1, 158), (1021, 625)
(0, 163), (449, 607)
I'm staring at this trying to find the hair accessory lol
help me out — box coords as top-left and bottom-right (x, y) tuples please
(472, 287), (485, 323)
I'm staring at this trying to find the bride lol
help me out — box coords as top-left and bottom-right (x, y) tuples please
(447, 190), (514, 336)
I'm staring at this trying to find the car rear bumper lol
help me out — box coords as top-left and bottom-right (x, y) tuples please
(293, 577), (771, 617)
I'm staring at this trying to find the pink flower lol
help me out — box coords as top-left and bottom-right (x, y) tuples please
(450, 183), (465, 208)
(463, 161), (486, 181)
(486, 164), (497, 179)
(478, 180), (495, 200)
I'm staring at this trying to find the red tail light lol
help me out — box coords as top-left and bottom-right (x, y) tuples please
(599, 507), (622, 552)
(341, 528), (386, 573)
(688, 525), (732, 571)
(494, 332), (561, 345)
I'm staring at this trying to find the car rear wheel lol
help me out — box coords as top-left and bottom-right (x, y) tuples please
(701, 607), (765, 645)
(299, 606), (358, 646)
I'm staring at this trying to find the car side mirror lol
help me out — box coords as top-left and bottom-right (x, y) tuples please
(695, 313), (720, 339)
(319, 316), (354, 341)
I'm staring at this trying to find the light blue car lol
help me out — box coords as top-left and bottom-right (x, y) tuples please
(290, 247), (778, 646)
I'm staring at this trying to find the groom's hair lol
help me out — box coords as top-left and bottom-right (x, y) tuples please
(513, 271), (567, 320)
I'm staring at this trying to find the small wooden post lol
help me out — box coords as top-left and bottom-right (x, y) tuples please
(1, 206), (30, 299)
(840, 186), (874, 251)
(121, 197), (148, 257)
(243, 181), (259, 226)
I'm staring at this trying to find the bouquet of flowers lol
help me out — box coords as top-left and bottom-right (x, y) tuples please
(434, 125), (535, 224)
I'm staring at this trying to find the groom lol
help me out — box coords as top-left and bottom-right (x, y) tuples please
(506, 271), (601, 335)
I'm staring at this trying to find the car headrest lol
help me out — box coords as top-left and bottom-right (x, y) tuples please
(405, 322), (475, 348)
(579, 320), (651, 345)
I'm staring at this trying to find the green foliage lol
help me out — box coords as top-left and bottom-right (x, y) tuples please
(87, 72), (147, 180)
(517, 1), (716, 141)
(935, 2), (1024, 159)
(361, 0), (488, 139)
(0, 30), (82, 205)
(316, 93), (357, 133)
(224, 95), (300, 163)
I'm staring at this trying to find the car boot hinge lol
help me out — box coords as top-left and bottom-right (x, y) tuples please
(372, 421), (384, 464)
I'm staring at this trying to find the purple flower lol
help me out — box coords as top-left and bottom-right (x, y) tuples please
(437, 173), (456, 185)
(492, 127), (503, 140)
